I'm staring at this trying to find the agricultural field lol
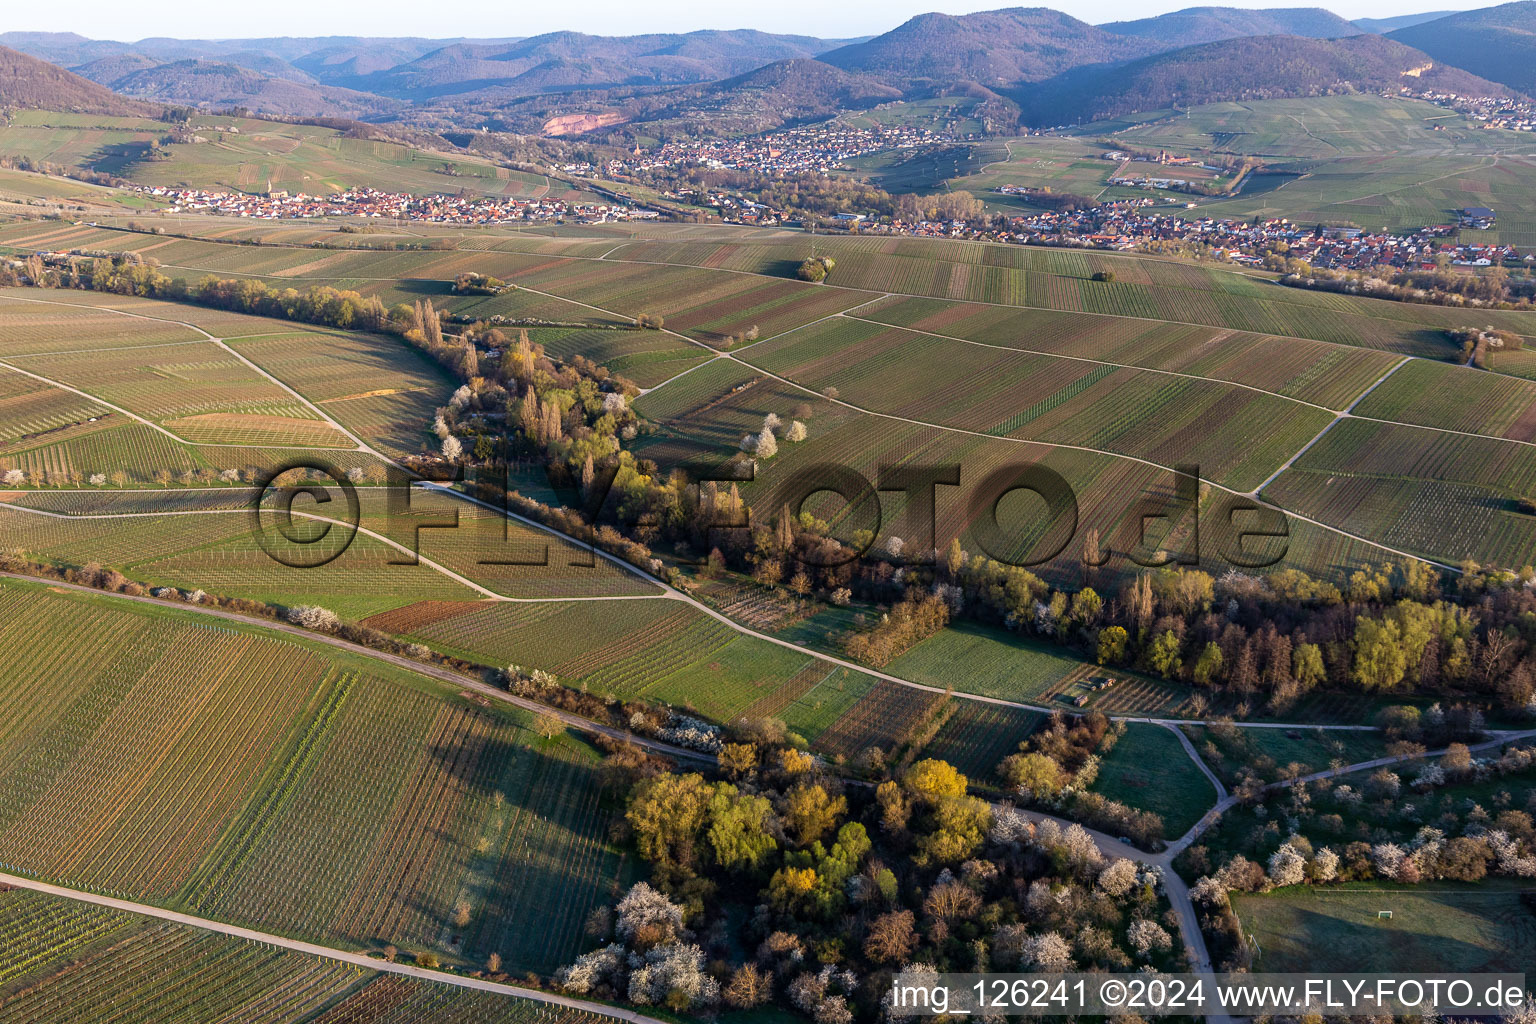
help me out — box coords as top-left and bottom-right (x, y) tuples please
(1232, 881), (1536, 973)
(1091, 96), (1494, 157)
(0, 889), (630, 1024)
(0, 483), (655, 615)
(1089, 724), (1216, 836)
(811, 681), (945, 760)
(853, 295), (1404, 411)
(920, 701), (1044, 784)
(1350, 358), (1536, 439)
(525, 326), (711, 389)
(5, 342), (350, 447)
(0, 580), (633, 975)
(0, 111), (548, 197)
(1263, 418), (1536, 569)
(885, 623), (1091, 705)
(744, 314), (1335, 490)
(379, 598), (730, 681)
(0, 900), (365, 1022)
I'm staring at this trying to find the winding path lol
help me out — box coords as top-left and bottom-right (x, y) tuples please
(5, 570), (1535, 1024)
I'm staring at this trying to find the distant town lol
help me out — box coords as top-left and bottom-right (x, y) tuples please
(140, 185), (662, 225)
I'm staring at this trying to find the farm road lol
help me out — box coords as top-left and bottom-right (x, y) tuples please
(7, 572), (1536, 1024)
(0, 869), (671, 1024)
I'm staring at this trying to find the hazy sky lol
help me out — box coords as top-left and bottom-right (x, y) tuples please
(9, 0), (1486, 41)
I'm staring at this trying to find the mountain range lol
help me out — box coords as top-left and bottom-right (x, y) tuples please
(0, 5), (1527, 131)
(1387, 1), (1536, 94)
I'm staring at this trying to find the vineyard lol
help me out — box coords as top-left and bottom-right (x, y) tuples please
(0, 503), (483, 619)
(811, 681), (944, 760)
(853, 296), (1403, 411)
(1264, 418), (1536, 569)
(887, 623), (1090, 704)
(776, 668), (878, 743)
(0, 291), (201, 355)
(921, 702), (1044, 783)
(1350, 358), (1536, 442)
(0, 366), (110, 446)
(0, 914), (364, 1023)
(0, 582), (632, 974)
(526, 326), (710, 389)
(0, 590), (332, 898)
(397, 599), (731, 684)
(639, 636), (832, 722)
(742, 313), (1333, 490)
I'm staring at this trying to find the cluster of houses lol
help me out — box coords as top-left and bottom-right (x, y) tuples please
(1419, 90), (1536, 132)
(970, 196), (1522, 269)
(657, 186), (785, 225)
(135, 185), (661, 225)
(606, 122), (952, 179)
(844, 196), (1524, 270)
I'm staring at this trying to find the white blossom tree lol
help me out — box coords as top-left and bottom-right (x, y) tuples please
(1097, 858), (1139, 897)
(1127, 919), (1172, 958)
(1371, 842), (1408, 880)
(615, 882), (684, 944)
(441, 434), (463, 461)
(784, 420), (808, 442)
(1313, 846), (1339, 882)
(628, 944), (718, 1008)
(1267, 843), (1307, 888)
(1189, 876), (1228, 907)
(1020, 932), (1074, 972)
(556, 943), (625, 993)
(286, 605), (340, 631)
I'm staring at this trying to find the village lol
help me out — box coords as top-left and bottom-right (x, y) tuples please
(990, 199), (1523, 269)
(135, 184), (662, 225)
(603, 120), (953, 179)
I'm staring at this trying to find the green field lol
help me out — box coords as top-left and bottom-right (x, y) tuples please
(1233, 881), (1536, 973)
(1182, 724), (1392, 787)
(886, 622), (1091, 704)
(1089, 724), (1216, 836)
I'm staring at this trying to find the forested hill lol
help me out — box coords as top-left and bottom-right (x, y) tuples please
(1388, 1), (1536, 94)
(1020, 33), (1520, 125)
(820, 8), (1162, 89)
(0, 45), (155, 116)
(1103, 6), (1364, 45)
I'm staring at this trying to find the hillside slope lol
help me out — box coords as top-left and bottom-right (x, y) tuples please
(104, 59), (399, 118)
(821, 8), (1161, 90)
(1103, 6), (1363, 45)
(1388, 1), (1536, 93)
(0, 45), (152, 116)
(1353, 11), (1456, 33)
(346, 29), (858, 100)
(1022, 33), (1518, 124)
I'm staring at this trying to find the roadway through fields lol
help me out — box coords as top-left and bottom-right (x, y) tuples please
(5, 570), (1535, 1024)
(2, 291), (1440, 730)
(502, 280), (1467, 573)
